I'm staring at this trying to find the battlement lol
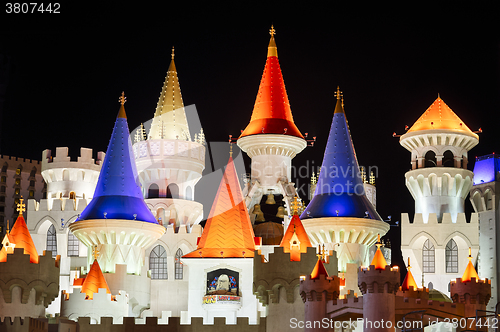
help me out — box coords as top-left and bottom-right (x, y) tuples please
(394, 295), (461, 317)
(450, 277), (492, 305)
(42, 147), (104, 169)
(402, 212), (478, 225)
(300, 273), (340, 302)
(358, 265), (400, 295)
(327, 294), (363, 314)
(0, 248), (60, 307)
(0, 155), (41, 169)
(397, 286), (430, 300)
(74, 316), (267, 332)
(27, 198), (88, 213)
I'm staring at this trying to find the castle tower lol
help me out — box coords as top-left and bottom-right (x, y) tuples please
(69, 93), (165, 275)
(357, 238), (400, 332)
(280, 196), (313, 262)
(237, 26), (307, 225)
(61, 249), (128, 323)
(450, 249), (491, 331)
(299, 254), (340, 332)
(400, 96), (480, 294)
(0, 202), (60, 320)
(133, 48), (205, 227)
(469, 153), (500, 314)
(182, 154), (261, 324)
(301, 88), (389, 292)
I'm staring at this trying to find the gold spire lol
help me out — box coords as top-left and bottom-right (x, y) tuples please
(92, 245), (100, 260)
(229, 142), (233, 158)
(5, 219), (9, 234)
(171, 46), (175, 60)
(267, 25), (278, 58)
(16, 196), (25, 216)
(291, 195), (300, 215)
(117, 91), (127, 119)
(334, 86), (344, 114)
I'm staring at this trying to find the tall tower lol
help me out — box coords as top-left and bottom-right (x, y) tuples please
(301, 88), (389, 293)
(133, 48), (205, 227)
(237, 26), (307, 224)
(400, 96), (479, 293)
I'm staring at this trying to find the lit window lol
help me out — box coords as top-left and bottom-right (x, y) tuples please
(15, 168), (21, 175)
(67, 231), (79, 257)
(46, 224), (57, 258)
(446, 239), (458, 273)
(149, 245), (167, 279)
(175, 248), (183, 279)
(422, 239), (435, 273)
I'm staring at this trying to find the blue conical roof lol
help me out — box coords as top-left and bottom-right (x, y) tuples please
(77, 97), (157, 224)
(301, 94), (381, 220)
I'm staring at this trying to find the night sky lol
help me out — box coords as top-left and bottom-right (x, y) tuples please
(1, 3), (499, 271)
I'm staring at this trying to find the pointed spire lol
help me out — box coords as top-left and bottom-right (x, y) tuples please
(461, 247), (479, 283)
(301, 88), (381, 220)
(183, 156), (257, 258)
(148, 47), (190, 140)
(401, 257), (418, 290)
(0, 213), (39, 263)
(239, 26), (304, 139)
(370, 234), (387, 270)
(310, 256), (329, 280)
(280, 212), (312, 261)
(77, 94), (157, 223)
(80, 258), (112, 300)
(334, 86), (344, 114)
(117, 91), (127, 119)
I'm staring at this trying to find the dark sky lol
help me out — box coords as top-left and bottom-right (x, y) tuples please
(1, 3), (499, 269)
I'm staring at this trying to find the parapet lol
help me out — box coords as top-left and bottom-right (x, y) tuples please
(357, 265), (400, 295)
(42, 147), (104, 171)
(450, 277), (491, 305)
(299, 273), (340, 303)
(402, 212), (478, 225)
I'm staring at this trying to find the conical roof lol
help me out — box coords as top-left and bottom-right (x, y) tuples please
(370, 236), (387, 270)
(310, 257), (329, 280)
(401, 258), (418, 290)
(183, 156), (256, 258)
(280, 212), (312, 254)
(406, 96), (477, 137)
(239, 26), (303, 139)
(461, 249), (479, 283)
(301, 90), (381, 220)
(148, 48), (190, 140)
(81, 259), (111, 300)
(77, 93), (157, 223)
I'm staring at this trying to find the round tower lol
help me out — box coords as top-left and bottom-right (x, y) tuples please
(299, 255), (340, 332)
(132, 48), (205, 227)
(237, 26), (307, 224)
(301, 88), (389, 290)
(399, 96), (479, 222)
(357, 239), (400, 332)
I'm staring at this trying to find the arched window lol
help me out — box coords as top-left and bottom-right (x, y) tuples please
(69, 191), (76, 200)
(67, 231), (79, 257)
(46, 224), (57, 258)
(186, 186), (193, 201)
(175, 248), (183, 279)
(167, 183), (179, 199)
(445, 239), (458, 273)
(148, 183), (159, 198)
(149, 245), (167, 279)
(424, 151), (437, 167)
(443, 150), (454, 167)
(422, 239), (435, 273)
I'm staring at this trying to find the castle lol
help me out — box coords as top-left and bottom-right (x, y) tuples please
(0, 26), (497, 332)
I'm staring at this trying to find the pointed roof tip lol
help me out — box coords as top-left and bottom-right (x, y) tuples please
(370, 235), (388, 270)
(310, 257), (329, 280)
(2, 213), (39, 263)
(401, 257), (418, 291)
(81, 259), (111, 300)
(117, 92), (127, 119)
(461, 247), (479, 283)
(267, 25), (278, 58)
(168, 47), (177, 72)
(334, 86), (344, 114)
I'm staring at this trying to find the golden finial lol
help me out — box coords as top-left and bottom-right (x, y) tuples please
(118, 91), (126, 105)
(92, 246), (100, 260)
(407, 257), (411, 270)
(229, 142), (233, 158)
(335, 86), (343, 100)
(269, 25), (276, 36)
(171, 46), (175, 60)
(16, 196), (25, 216)
(6, 220), (9, 234)
(375, 234), (382, 249)
(468, 247), (472, 260)
(316, 244), (327, 262)
(291, 195), (300, 215)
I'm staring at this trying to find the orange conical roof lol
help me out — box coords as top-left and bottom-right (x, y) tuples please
(401, 258), (418, 291)
(81, 259), (111, 300)
(406, 96), (477, 137)
(370, 235), (387, 270)
(461, 249), (479, 283)
(239, 26), (303, 139)
(2, 214), (39, 263)
(310, 257), (329, 280)
(280, 213), (312, 259)
(183, 156), (256, 258)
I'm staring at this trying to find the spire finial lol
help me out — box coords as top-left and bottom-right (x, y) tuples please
(407, 257), (411, 269)
(119, 91), (126, 106)
(269, 25), (276, 37)
(375, 234), (382, 249)
(291, 195), (300, 215)
(6, 219), (9, 234)
(229, 142), (233, 157)
(16, 196), (25, 216)
(171, 46), (175, 60)
(468, 247), (472, 261)
(335, 86), (343, 100)
(92, 245), (100, 260)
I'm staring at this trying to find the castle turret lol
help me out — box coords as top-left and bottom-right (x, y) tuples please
(299, 253), (340, 332)
(357, 237), (399, 332)
(0, 202), (60, 320)
(133, 48), (205, 228)
(182, 154), (261, 324)
(301, 88), (389, 293)
(450, 249), (491, 331)
(237, 26), (307, 227)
